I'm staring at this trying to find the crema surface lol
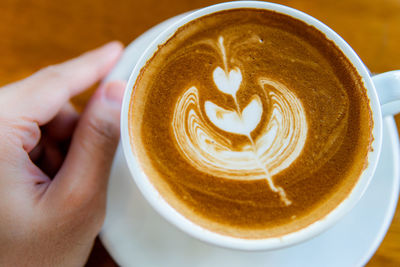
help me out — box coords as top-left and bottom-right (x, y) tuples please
(129, 9), (372, 238)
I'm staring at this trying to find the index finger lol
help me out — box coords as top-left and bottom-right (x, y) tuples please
(1, 41), (123, 125)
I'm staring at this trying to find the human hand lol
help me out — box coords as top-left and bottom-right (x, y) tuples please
(0, 42), (125, 266)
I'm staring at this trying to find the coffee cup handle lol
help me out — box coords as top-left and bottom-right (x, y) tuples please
(372, 70), (400, 116)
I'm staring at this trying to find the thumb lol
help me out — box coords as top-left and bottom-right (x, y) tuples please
(50, 81), (126, 208)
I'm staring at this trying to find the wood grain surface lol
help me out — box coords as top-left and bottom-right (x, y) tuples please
(0, 0), (399, 266)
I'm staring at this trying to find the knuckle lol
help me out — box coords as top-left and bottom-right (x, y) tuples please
(0, 118), (40, 153)
(18, 120), (41, 151)
(79, 115), (119, 158)
(85, 115), (119, 146)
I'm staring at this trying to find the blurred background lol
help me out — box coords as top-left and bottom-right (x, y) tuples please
(0, 0), (399, 266)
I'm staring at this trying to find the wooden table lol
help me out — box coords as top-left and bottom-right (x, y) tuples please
(1, 0), (399, 266)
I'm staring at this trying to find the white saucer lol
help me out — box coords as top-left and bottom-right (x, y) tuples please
(100, 14), (400, 267)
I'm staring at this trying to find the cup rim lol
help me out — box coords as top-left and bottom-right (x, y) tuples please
(120, 1), (383, 250)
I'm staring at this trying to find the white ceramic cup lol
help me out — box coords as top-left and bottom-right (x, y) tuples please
(121, 1), (400, 251)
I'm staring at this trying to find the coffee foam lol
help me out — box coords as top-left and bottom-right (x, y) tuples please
(129, 9), (372, 238)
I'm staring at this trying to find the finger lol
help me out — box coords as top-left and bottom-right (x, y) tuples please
(48, 81), (125, 211)
(1, 41), (123, 126)
(25, 102), (78, 155)
(45, 102), (79, 141)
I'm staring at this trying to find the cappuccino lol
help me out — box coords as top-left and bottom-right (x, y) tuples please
(129, 9), (372, 238)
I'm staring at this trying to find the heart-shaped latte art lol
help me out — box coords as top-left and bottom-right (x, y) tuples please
(204, 95), (262, 136)
(212, 67), (242, 97)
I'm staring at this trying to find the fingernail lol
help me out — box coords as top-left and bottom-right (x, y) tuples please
(103, 81), (126, 107)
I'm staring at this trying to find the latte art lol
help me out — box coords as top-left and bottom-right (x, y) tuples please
(172, 37), (307, 205)
(130, 9), (372, 239)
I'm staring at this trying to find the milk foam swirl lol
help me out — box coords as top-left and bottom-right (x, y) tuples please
(172, 37), (308, 205)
